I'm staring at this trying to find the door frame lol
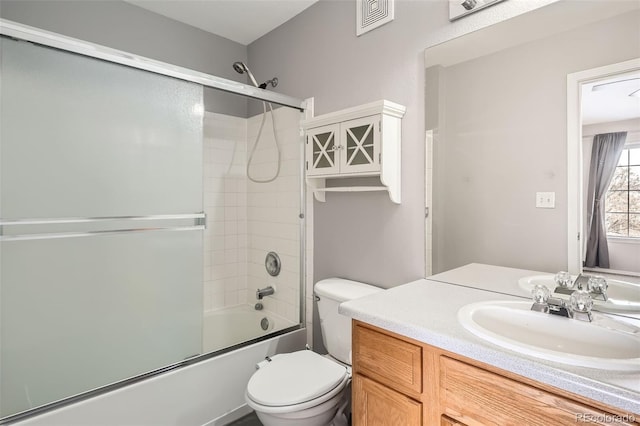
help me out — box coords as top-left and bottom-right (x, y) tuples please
(566, 58), (640, 274)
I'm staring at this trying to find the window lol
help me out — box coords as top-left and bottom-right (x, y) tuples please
(605, 144), (640, 237)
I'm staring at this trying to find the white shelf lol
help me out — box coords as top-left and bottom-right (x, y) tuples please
(316, 186), (388, 192)
(306, 176), (401, 203)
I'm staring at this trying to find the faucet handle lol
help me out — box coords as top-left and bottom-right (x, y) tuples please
(532, 284), (551, 304)
(531, 284), (551, 313)
(569, 289), (594, 322)
(570, 289), (593, 312)
(587, 275), (608, 294)
(554, 271), (573, 289)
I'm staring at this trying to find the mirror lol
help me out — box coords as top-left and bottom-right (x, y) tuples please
(425, 1), (640, 317)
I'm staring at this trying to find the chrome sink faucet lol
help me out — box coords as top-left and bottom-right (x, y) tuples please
(256, 285), (275, 300)
(531, 284), (593, 322)
(553, 272), (609, 302)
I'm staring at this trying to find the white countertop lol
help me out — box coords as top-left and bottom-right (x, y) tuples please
(339, 264), (640, 414)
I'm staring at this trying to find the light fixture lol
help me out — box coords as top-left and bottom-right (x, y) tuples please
(461, 0), (477, 10)
(591, 77), (640, 98)
(449, 0), (507, 21)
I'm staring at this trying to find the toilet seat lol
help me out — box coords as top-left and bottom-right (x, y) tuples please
(246, 350), (349, 413)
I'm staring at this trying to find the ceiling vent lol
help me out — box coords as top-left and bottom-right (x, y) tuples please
(356, 0), (394, 36)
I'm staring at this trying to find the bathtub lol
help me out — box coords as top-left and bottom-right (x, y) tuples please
(203, 304), (297, 353)
(12, 317), (305, 426)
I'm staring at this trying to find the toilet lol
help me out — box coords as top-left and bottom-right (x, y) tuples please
(245, 278), (382, 426)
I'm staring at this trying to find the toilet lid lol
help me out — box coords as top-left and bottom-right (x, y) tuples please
(247, 351), (348, 407)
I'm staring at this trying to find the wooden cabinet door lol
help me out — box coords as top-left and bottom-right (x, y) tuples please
(353, 374), (422, 426)
(353, 323), (422, 396)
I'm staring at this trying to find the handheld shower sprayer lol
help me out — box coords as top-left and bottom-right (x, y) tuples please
(232, 61), (259, 87)
(233, 61), (278, 90)
(232, 61), (246, 74)
(231, 61), (282, 183)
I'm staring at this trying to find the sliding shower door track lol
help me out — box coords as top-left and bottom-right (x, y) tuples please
(0, 20), (305, 111)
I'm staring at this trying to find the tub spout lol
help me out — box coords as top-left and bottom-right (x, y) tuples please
(256, 286), (275, 300)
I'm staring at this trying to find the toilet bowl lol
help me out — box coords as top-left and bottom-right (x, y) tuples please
(245, 351), (350, 426)
(245, 278), (382, 426)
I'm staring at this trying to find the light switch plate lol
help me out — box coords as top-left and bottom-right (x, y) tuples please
(536, 192), (555, 208)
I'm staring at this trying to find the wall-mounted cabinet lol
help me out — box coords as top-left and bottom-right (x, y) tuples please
(306, 115), (380, 177)
(302, 100), (405, 203)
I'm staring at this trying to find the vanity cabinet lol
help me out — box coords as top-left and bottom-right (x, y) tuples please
(352, 321), (639, 426)
(353, 375), (422, 425)
(301, 100), (405, 203)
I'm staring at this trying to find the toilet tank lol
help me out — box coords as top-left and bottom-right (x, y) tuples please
(314, 278), (382, 365)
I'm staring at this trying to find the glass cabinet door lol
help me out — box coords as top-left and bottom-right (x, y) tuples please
(306, 124), (340, 176)
(340, 116), (381, 175)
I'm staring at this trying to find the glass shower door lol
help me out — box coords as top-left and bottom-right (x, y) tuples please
(0, 37), (204, 417)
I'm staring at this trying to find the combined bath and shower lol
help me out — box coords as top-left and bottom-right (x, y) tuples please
(233, 61), (281, 183)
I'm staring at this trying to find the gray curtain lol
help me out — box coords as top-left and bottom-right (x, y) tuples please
(585, 132), (627, 268)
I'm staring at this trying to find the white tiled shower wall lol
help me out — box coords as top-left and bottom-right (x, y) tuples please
(203, 107), (309, 341)
(246, 106), (303, 325)
(203, 113), (248, 312)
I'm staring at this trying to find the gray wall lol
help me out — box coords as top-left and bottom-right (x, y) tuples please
(247, 0), (560, 288)
(1, 0), (565, 288)
(0, 0), (249, 117)
(431, 11), (640, 274)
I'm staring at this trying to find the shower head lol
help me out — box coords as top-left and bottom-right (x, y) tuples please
(232, 61), (247, 74)
(232, 61), (278, 90)
(232, 61), (259, 87)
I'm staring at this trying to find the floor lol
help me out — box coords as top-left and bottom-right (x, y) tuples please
(227, 411), (263, 426)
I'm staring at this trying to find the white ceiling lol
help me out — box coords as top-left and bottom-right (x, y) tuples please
(582, 72), (640, 125)
(123, 0), (639, 126)
(123, 0), (319, 45)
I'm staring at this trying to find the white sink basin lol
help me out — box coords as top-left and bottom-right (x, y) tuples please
(458, 300), (640, 371)
(518, 275), (640, 313)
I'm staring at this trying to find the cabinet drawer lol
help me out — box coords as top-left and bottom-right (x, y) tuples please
(441, 415), (467, 426)
(353, 374), (422, 426)
(440, 356), (637, 426)
(353, 324), (422, 395)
